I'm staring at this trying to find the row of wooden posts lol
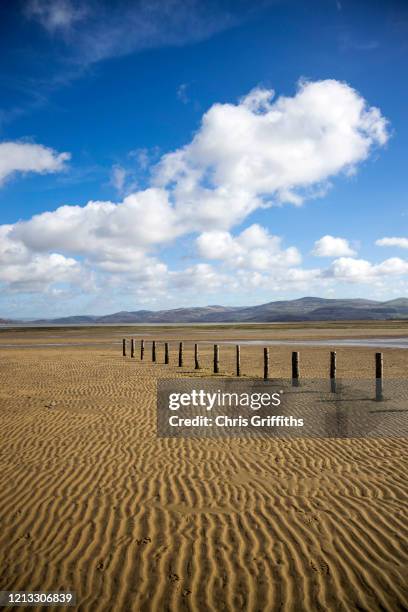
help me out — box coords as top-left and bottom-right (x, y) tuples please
(122, 338), (384, 390)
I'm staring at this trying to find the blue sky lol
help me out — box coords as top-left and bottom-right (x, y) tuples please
(0, 0), (407, 317)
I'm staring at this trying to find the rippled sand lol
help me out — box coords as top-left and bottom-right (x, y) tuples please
(0, 326), (407, 611)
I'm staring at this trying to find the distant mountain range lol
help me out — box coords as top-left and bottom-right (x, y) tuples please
(3, 297), (408, 325)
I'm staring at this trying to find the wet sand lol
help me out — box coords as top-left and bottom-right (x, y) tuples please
(0, 324), (407, 611)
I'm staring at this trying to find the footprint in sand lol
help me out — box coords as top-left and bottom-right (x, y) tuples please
(310, 558), (330, 575)
(168, 573), (180, 583)
(136, 536), (151, 545)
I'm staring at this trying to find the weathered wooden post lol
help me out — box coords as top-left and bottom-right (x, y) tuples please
(375, 352), (383, 401)
(214, 344), (219, 374)
(140, 339), (145, 360)
(264, 347), (269, 380)
(194, 343), (200, 370)
(292, 351), (299, 386)
(236, 345), (241, 377)
(152, 341), (156, 362)
(164, 342), (169, 364)
(122, 338), (126, 357)
(330, 351), (337, 393)
(178, 342), (183, 367)
(131, 338), (135, 358)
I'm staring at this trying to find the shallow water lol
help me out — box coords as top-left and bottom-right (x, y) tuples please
(1, 338), (408, 349)
(0, 342), (120, 348)
(215, 338), (408, 349)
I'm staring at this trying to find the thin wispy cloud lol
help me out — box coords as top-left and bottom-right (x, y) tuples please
(177, 83), (190, 104)
(110, 165), (128, 195)
(24, 0), (88, 33)
(109, 163), (139, 196)
(23, 0), (262, 67)
(339, 33), (380, 52)
(9, 0), (268, 126)
(129, 148), (159, 171)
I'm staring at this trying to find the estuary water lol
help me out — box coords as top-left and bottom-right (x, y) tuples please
(216, 338), (408, 349)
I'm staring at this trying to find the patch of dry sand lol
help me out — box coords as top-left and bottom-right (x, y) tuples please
(0, 327), (407, 611)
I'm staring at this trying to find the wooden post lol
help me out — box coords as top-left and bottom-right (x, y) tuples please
(236, 345), (241, 377)
(375, 352), (383, 379)
(122, 338), (126, 357)
(330, 351), (337, 378)
(264, 347), (269, 380)
(140, 339), (145, 360)
(375, 352), (383, 401)
(194, 344), (200, 370)
(165, 342), (169, 364)
(292, 351), (299, 385)
(178, 342), (183, 367)
(152, 341), (156, 363)
(330, 351), (336, 393)
(130, 338), (135, 358)
(213, 344), (219, 374)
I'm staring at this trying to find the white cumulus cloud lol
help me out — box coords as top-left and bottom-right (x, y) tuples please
(0, 80), (393, 304)
(0, 142), (70, 186)
(197, 224), (301, 270)
(10, 189), (179, 260)
(155, 78), (389, 229)
(0, 225), (81, 293)
(324, 257), (408, 283)
(312, 235), (357, 257)
(376, 237), (408, 249)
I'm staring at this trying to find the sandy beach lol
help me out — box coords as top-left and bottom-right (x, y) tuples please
(0, 324), (407, 611)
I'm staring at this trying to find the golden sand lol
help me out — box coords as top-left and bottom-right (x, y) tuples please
(0, 325), (407, 611)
